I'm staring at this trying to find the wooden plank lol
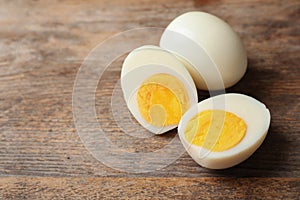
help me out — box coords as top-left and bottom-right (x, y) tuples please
(0, 177), (299, 199)
(0, 0), (299, 179)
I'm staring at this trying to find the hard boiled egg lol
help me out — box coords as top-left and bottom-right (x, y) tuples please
(121, 45), (198, 134)
(178, 93), (271, 169)
(160, 12), (247, 90)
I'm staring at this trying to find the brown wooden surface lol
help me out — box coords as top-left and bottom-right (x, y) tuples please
(0, 177), (299, 199)
(0, 0), (299, 199)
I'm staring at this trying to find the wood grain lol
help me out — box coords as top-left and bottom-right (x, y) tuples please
(0, 0), (299, 198)
(0, 177), (299, 199)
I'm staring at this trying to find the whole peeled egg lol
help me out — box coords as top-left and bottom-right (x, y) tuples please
(121, 45), (198, 134)
(160, 12), (248, 90)
(178, 93), (271, 169)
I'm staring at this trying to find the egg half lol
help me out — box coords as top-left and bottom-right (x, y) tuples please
(160, 11), (247, 90)
(121, 45), (198, 134)
(178, 93), (271, 169)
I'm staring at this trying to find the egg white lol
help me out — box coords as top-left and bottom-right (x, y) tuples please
(178, 93), (271, 169)
(160, 12), (247, 90)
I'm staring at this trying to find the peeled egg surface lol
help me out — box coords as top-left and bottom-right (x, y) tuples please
(160, 12), (248, 90)
(178, 93), (271, 169)
(121, 45), (198, 134)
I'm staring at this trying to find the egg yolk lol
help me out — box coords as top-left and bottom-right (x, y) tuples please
(137, 73), (189, 127)
(184, 110), (247, 152)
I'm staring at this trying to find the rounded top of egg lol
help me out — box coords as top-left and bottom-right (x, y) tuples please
(121, 45), (198, 134)
(178, 93), (271, 169)
(160, 11), (248, 90)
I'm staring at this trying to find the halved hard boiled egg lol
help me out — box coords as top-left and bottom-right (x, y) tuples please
(121, 45), (198, 134)
(178, 93), (271, 169)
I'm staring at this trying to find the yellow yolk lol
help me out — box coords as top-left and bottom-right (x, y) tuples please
(137, 73), (189, 127)
(184, 110), (247, 152)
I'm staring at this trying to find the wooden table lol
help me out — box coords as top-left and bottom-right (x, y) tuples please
(0, 0), (299, 199)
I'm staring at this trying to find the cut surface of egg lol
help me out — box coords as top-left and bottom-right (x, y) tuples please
(121, 45), (198, 134)
(178, 93), (271, 169)
(160, 11), (247, 90)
